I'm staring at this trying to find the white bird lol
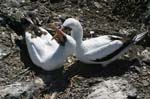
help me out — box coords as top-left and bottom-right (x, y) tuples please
(25, 24), (76, 71)
(61, 18), (148, 66)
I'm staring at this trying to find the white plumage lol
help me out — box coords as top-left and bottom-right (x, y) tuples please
(25, 26), (76, 71)
(62, 18), (147, 66)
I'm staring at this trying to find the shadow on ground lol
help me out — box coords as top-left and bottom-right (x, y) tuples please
(65, 59), (135, 78)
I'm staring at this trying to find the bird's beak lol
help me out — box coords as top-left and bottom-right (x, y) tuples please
(49, 23), (65, 43)
(52, 28), (65, 43)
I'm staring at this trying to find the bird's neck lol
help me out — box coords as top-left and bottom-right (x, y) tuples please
(71, 26), (83, 46)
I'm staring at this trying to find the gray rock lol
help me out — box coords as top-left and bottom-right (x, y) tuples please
(0, 78), (5, 82)
(7, 0), (26, 7)
(0, 78), (45, 98)
(0, 82), (33, 98)
(142, 80), (149, 87)
(87, 78), (137, 99)
(93, 2), (102, 9)
(141, 49), (150, 64)
(0, 45), (11, 60)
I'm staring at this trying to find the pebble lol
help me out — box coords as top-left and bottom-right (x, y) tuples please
(34, 77), (45, 86)
(7, 0), (25, 7)
(119, 29), (130, 36)
(96, 10), (99, 13)
(141, 49), (150, 63)
(93, 2), (102, 9)
(0, 45), (11, 60)
(8, 0), (20, 7)
(64, 8), (71, 12)
(0, 78), (5, 82)
(130, 65), (141, 74)
(142, 80), (149, 87)
(90, 31), (95, 35)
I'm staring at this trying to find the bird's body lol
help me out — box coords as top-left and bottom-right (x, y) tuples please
(76, 35), (124, 65)
(25, 27), (76, 71)
(62, 18), (148, 66)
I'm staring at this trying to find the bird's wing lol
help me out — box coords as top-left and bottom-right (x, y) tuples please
(39, 27), (53, 39)
(84, 35), (124, 61)
(83, 35), (123, 51)
(39, 27), (58, 46)
(25, 31), (58, 61)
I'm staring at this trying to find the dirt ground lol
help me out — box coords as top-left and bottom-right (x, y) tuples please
(0, 0), (150, 99)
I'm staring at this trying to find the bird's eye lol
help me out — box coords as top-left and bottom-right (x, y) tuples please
(62, 26), (72, 34)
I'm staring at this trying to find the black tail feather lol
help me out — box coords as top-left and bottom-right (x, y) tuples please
(132, 31), (148, 44)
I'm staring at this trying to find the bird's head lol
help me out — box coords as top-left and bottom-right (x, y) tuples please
(61, 18), (80, 33)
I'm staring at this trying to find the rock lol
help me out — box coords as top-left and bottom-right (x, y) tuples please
(64, 8), (71, 12)
(127, 88), (137, 99)
(7, 0), (26, 7)
(90, 31), (95, 35)
(130, 65), (141, 74)
(96, 10), (99, 13)
(87, 78), (137, 99)
(141, 49), (150, 64)
(104, 0), (108, 2)
(142, 80), (149, 87)
(0, 79), (45, 98)
(0, 44), (11, 60)
(119, 29), (130, 37)
(34, 77), (45, 87)
(0, 82), (34, 98)
(8, 0), (20, 7)
(134, 66), (141, 74)
(93, 2), (102, 9)
(0, 78), (5, 82)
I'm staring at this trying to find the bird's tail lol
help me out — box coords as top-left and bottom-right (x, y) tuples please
(132, 31), (148, 44)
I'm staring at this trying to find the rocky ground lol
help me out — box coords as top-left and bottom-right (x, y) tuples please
(0, 0), (150, 99)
